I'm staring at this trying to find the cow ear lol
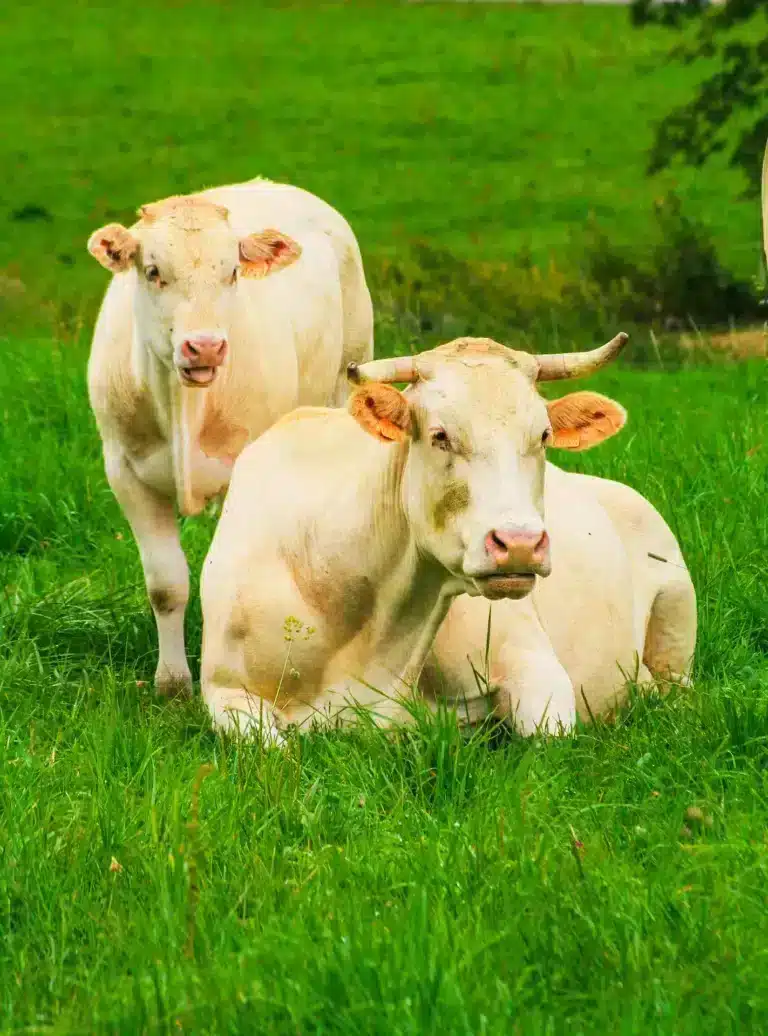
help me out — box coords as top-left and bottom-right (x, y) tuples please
(239, 229), (302, 278)
(546, 391), (626, 451)
(87, 223), (139, 273)
(349, 383), (412, 444)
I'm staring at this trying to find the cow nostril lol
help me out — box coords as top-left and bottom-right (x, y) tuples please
(184, 340), (199, 358)
(490, 531), (507, 552)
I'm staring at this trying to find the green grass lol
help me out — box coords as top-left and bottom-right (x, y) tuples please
(3, 2), (768, 1031)
(0, 0), (765, 337)
(2, 338), (768, 1033)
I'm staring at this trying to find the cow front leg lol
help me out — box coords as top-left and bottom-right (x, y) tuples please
(494, 644), (577, 736)
(105, 447), (192, 697)
(202, 680), (284, 747)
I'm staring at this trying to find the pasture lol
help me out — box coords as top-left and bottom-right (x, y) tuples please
(2, 1), (768, 1033)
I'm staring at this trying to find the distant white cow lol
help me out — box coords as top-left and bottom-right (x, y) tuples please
(197, 332), (689, 743)
(87, 178), (373, 695)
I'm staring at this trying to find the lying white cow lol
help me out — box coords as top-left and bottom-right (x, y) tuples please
(87, 177), (373, 694)
(198, 332), (694, 742)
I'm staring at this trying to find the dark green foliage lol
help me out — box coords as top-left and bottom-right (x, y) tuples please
(373, 192), (759, 359)
(632, 0), (768, 195)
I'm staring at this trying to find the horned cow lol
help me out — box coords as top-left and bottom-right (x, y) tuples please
(197, 333), (687, 743)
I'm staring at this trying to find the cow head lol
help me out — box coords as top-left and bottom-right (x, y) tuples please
(348, 333), (628, 601)
(87, 196), (302, 388)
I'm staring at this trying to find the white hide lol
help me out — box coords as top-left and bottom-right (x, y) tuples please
(197, 339), (694, 743)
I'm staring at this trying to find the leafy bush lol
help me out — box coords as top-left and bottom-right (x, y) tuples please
(579, 192), (759, 328)
(370, 193), (760, 361)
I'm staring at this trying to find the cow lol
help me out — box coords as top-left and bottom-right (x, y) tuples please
(86, 178), (373, 695)
(197, 331), (684, 743)
(422, 458), (697, 735)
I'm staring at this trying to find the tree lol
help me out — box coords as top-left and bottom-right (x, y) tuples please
(630, 0), (768, 198)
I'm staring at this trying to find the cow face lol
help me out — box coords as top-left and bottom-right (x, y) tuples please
(87, 197), (302, 388)
(348, 336), (627, 601)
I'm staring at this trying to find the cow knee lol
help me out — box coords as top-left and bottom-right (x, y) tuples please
(149, 584), (186, 616)
(143, 542), (189, 615)
(204, 683), (283, 746)
(500, 688), (577, 736)
(495, 651), (576, 736)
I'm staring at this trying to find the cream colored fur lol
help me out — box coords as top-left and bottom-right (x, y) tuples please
(198, 342), (694, 742)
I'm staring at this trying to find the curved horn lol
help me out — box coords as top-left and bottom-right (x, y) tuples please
(536, 332), (628, 382)
(347, 356), (420, 385)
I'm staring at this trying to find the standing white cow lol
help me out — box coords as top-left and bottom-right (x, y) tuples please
(87, 178), (373, 695)
(197, 332), (688, 743)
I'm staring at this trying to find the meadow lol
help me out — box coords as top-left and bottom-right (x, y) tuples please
(2, 2), (768, 1033)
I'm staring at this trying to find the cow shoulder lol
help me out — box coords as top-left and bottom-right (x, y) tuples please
(105, 369), (165, 458)
(279, 523), (376, 644)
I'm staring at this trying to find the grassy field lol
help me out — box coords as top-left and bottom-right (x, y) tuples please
(3, 1), (768, 1032)
(1, 0), (765, 338)
(3, 340), (768, 1032)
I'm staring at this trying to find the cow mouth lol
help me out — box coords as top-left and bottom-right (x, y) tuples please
(474, 573), (536, 600)
(178, 366), (217, 388)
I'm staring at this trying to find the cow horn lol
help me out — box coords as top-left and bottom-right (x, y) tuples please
(535, 332), (628, 382)
(347, 356), (420, 385)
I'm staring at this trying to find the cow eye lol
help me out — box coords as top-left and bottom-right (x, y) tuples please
(230, 267), (238, 285)
(541, 428), (551, 446)
(145, 265), (161, 283)
(430, 428), (451, 450)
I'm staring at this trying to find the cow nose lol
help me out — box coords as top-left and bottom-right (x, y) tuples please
(181, 335), (228, 367)
(485, 527), (550, 570)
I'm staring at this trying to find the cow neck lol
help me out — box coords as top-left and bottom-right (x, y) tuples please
(169, 380), (208, 516)
(134, 334), (213, 516)
(362, 441), (460, 689)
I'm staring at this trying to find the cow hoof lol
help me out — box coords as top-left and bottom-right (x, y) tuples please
(213, 708), (285, 748)
(227, 715), (285, 748)
(155, 674), (194, 700)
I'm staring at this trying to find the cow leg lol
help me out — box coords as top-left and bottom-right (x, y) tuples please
(334, 245), (374, 408)
(202, 678), (284, 746)
(495, 642), (577, 736)
(643, 571), (697, 689)
(428, 597), (577, 736)
(105, 447), (192, 696)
